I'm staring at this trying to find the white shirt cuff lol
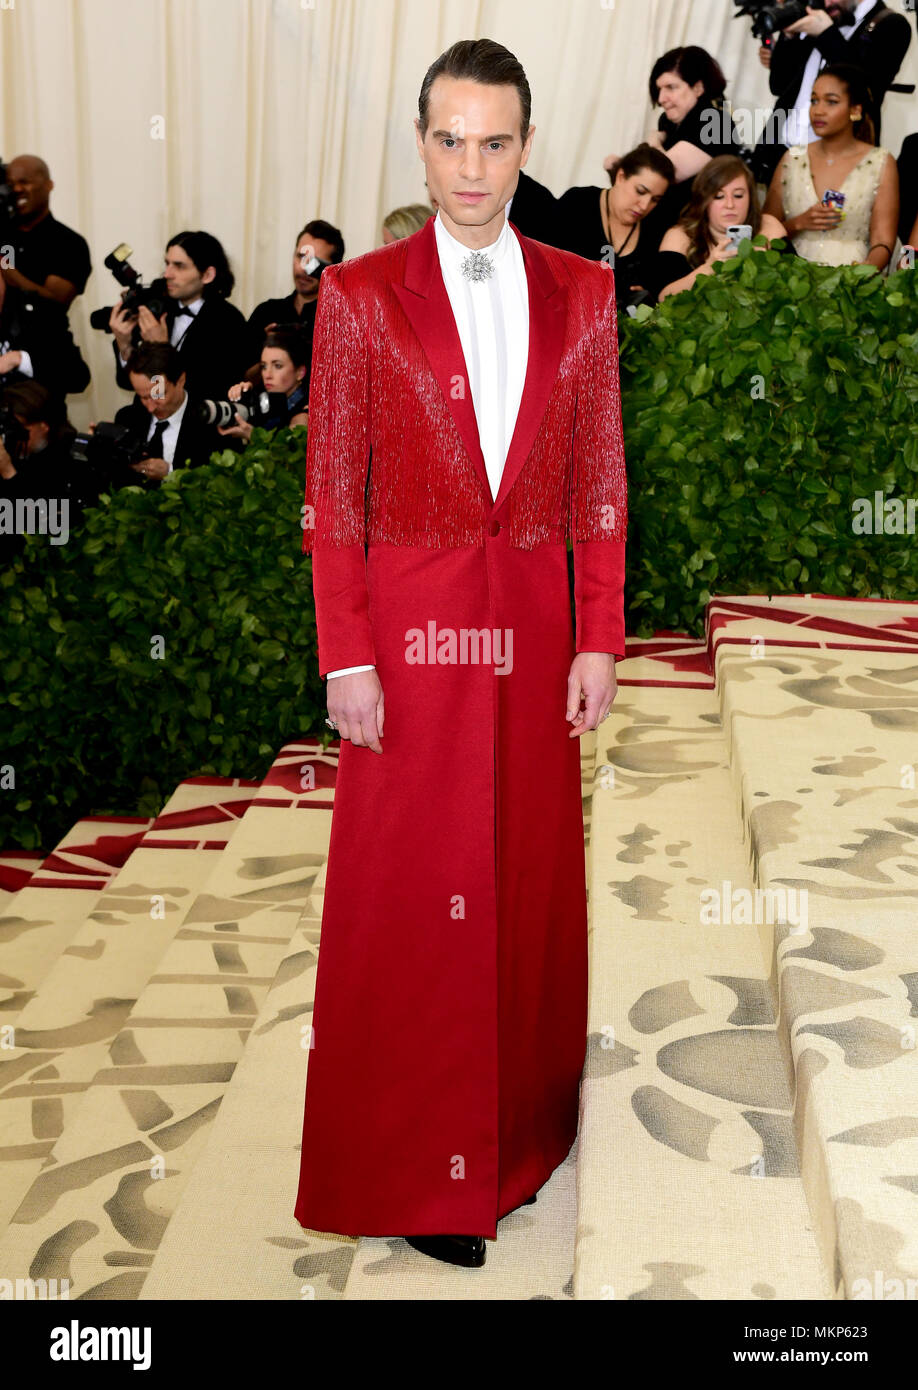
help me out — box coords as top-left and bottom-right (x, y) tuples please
(326, 664), (375, 679)
(16, 351), (34, 378)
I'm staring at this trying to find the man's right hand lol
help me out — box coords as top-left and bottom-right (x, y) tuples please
(326, 669), (384, 753)
(109, 298), (137, 357)
(758, 45), (772, 68)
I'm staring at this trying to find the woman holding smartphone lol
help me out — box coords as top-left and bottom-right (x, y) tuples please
(654, 156), (785, 302)
(763, 65), (898, 270)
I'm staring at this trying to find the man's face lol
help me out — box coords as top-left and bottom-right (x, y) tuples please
(825, 0), (857, 22)
(163, 246), (215, 303)
(8, 158), (52, 221)
(415, 76), (534, 240)
(129, 371), (187, 419)
(293, 236), (337, 296)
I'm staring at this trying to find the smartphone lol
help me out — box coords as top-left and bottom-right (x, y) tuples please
(726, 224), (753, 249)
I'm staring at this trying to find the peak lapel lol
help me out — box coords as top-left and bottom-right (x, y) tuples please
(493, 223), (568, 510)
(392, 217), (491, 504)
(391, 215), (568, 516)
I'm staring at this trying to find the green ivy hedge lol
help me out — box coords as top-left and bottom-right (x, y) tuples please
(2, 247), (917, 849)
(0, 429), (319, 849)
(618, 241), (918, 637)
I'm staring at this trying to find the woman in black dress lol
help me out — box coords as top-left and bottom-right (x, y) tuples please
(555, 144), (675, 306)
(646, 46), (745, 229)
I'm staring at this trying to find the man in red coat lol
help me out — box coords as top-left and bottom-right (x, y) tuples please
(295, 37), (627, 1270)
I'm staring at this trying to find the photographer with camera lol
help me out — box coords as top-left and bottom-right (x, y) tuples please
(111, 342), (225, 485)
(0, 380), (77, 567)
(109, 230), (249, 402)
(753, 1), (912, 183)
(1, 155), (92, 313)
(245, 220), (344, 388)
(213, 327), (311, 445)
(0, 262), (90, 405)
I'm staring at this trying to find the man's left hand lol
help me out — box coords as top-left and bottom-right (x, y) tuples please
(130, 456), (169, 480)
(0, 350), (23, 375)
(785, 7), (833, 36)
(566, 652), (617, 737)
(137, 305), (170, 342)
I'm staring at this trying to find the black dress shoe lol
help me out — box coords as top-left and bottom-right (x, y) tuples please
(405, 1234), (486, 1268)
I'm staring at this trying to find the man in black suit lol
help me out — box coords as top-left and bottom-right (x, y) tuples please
(113, 342), (224, 486)
(0, 264), (90, 406)
(109, 230), (249, 402)
(755, 0), (912, 182)
(245, 219), (344, 386)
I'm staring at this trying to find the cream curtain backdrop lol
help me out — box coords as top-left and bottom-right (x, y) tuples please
(0, 0), (915, 425)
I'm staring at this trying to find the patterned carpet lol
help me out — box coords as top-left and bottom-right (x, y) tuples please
(1, 594), (916, 1300)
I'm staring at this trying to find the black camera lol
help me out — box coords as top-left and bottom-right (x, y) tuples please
(733, 0), (826, 41)
(0, 402), (29, 460)
(197, 389), (289, 430)
(298, 249), (331, 281)
(88, 244), (171, 332)
(70, 422), (148, 488)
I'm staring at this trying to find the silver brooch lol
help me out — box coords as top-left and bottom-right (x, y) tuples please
(460, 250), (495, 282)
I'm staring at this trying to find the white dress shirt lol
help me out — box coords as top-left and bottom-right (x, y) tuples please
(170, 295), (204, 349)
(145, 390), (189, 473)
(787, 0), (875, 146)
(327, 204), (530, 681)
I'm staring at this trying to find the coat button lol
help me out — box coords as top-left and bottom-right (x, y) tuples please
(488, 520), (501, 536)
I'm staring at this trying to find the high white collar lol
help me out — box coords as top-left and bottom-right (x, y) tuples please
(433, 206), (514, 270)
(844, 0), (875, 29)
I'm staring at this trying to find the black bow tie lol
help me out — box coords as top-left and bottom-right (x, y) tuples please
(173, 305), (195, 319)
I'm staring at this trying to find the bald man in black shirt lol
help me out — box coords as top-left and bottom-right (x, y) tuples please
(4, 155), (92, 314)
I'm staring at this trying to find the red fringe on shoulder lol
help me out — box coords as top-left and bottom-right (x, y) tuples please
(302, 249), (627, 554)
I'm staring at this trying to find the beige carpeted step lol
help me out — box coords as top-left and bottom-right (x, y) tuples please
(574, 684), (831, 1300)
(0, 818), (153, 1024)
(0, 778), (265, 1029)
(717, 639), (918, 1299)
(0, 743), (336, 1297)
(136, 878), (342, 1301)
(0, 853), (45, 914)
(0, 779), (259, 1242)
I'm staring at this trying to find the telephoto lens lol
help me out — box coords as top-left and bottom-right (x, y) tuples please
(197, 391), (289, 428)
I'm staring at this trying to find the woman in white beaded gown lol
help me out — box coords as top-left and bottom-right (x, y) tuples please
(764, 64), (899, 272)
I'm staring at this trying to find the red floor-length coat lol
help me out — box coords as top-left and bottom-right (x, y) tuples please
(294, 213), (627, 1239)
